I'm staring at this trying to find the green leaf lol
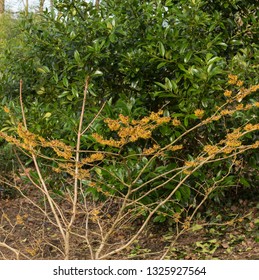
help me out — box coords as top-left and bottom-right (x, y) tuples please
(178, 64), (188, 73)
(174, 190), (181, 201)
(58, 91), (69, 98)
(37, 66), (50, 74)
(208, 66), (222, 78)
(53, 73), (59, 83)
(240, 177), (250, 187)
(191, 224), (203, 232)
(184, 116), (189, 127)
(153, 215), (166, 223)
(72, 86), (79, 98)
(184, 51), (192, 63)
(158, 41), (165, 57)
(179, 185), (191, 201)
(62, 76), (69, 88)
(207, 56), (221, 65)
(36, 87), (45, 95)
(217, 42), (228, 48)
(67, 95), (74, 101)
(93, 70), (103, 77)
(74, 50), (81, 64)
(155, 82), (167, 90)
(43, 112), (51, 119)
(107, 21), (113, 30)
(109, 33), (116, 43)
(165, 77), (172, 91)
(157, 62), (167, 69)
(224, 175), (235, 185)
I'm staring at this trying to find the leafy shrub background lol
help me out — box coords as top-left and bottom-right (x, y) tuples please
(0, 0), (258, 213)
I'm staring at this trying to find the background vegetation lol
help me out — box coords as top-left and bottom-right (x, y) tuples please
(0, 0), (258, 259)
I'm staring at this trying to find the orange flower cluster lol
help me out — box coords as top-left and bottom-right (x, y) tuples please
(46, 139), (73, 160)
(228, 74), (242, 85)
(194, 109), (205, 119)
(203, 145), (219, 156)
(202, 130), (243, 156)
(184, 161), (197, 167)
(92, 110), (171, 147)
(3, 106), (10, 113)
(236, 85), (259, 103)
(244, 123), (259, 131)
(202, 122), (258, 157)
(169, 145), (183, 152)
(1, 123), (74, 160)
(227, 74), (244, 87)
(53, 162), (90, 179)
(172, 118), (181, 126)
(143, 144), (160, 155)
(224, 90), (232, 98)
(81, 153), (104, 164)
(0, 131), (28, 151)
(202, 80), (259, 126)
(17, 123), (38, 148)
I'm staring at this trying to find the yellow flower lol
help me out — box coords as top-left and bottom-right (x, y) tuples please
(3, 106), (10, 113)
(90, 208), (100, 222)
(183, 170), (192, 175)
(210, 115), (221, 121)
(223, 147), (233, 154)
(194, 109), (205, 119)
(182, 216), (191, 229)
(150, 110), (163, 121)
(76, 168), (91, 179)
(129, 126), (152, 141)
(244, 123), (259, 131)
(226, 129), (241, 141)
(244, 124), (252, 131)
(203, 145), (219, 155)
(250, 85), (259, 92)
(104, 118), (120, 131)
(92, 133), (103, 142)
(143, 144), (160, 155)
(118, 126), (134, 138)
(52, 167), (62, 173)
(184, 161), (196, 167)
(244, 104), (252, 110)
(173, 212), (181, 223)
(91, 208), (100, 216)
(92, 133), (122, 147)
(119, 114), (129, 125)
(172, 118), (181, 126)
(235, 104), (244, 110)
(82, 153), (104, 164)
(226, 140), (242, 147)
(49, 139), (73, 159)
(155, 116), (171, 125)
(228, 74), (238, 85)
(17, 123), (38, 149)
(252, 141), (259, 149)
(236, 80), (244, 87)
(220, 109), (234, 116)
(224, 90), (232, 97)
(196, 156), (206, 162)
(139, 116), (150, 125)
(25, 247), (38, 257)
(16, 214), (24, 225)
(169, 145), (183, 151)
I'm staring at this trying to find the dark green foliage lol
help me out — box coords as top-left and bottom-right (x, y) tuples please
(0, 0), (258, 218)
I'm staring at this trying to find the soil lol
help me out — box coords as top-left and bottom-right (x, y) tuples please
(0, 183), (258, 260)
